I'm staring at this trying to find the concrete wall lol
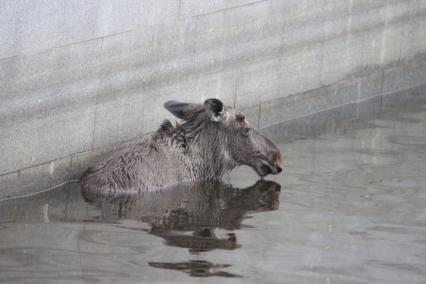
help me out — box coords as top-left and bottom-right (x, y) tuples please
(1, 0), (426, 198)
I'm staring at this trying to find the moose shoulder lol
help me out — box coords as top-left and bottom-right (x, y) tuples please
(81, 98), (283, 195)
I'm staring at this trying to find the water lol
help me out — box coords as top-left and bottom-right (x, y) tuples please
(1, 86), (426, 283)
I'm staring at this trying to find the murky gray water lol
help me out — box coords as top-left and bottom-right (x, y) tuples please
(1, 86), (426, 283)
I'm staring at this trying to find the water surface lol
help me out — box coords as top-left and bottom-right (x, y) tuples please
(1, 86), (426, 283)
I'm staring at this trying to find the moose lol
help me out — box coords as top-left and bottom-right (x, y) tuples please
(81, 98), (282, 195)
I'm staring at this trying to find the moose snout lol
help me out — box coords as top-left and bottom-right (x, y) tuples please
(269, 162), (283, 175)
(246, 129), (283, 177)
(268, 148), (283, 175)
(274, 148), (283, 174)
(257, 157), (283, 176)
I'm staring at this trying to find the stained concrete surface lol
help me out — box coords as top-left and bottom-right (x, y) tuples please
(0, 86), (425, 283)
(1, 0), (426, 198)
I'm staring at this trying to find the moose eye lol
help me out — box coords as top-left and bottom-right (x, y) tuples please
(242, 128), (250, 136)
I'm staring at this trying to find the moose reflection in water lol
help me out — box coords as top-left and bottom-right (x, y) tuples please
(0, 179), (280, 278)
(83, 179), (281, 277)
(83, 180), (281, 251)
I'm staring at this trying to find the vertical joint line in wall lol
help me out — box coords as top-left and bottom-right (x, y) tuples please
(233, 72), (239, 109)
(99, 37), (104, 65)
(380, 0), (389, 65)
(233, 86), (237, 109)
(348, 0), (353, 33)
(319, 41), (325, 87)
(257, 103), (262, 129)
(380, 69), (385, 95)
(70, 154), (74, 171)
(357, 79), (361, 102)
(178, 0), (182, 19)
(91, 37), (104, 150)
(356, 80), (361, 118)
(395, 0), (403, 63)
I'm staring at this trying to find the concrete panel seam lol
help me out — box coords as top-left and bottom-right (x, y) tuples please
(257, 102), (262, 130)
(0, 30), (132, 62)
(0, 180), (79, 203)
(178, 0), (182, 18)
(381, 80), (426, 100)
(179, 0), (268, 20)
(91, 37), (104, 150)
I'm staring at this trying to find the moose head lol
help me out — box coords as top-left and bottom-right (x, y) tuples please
(164, 98), (283, 178)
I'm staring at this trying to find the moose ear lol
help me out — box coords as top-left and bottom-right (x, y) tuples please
(204, 98), (226, 122)
(164, 101), (198, 119)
